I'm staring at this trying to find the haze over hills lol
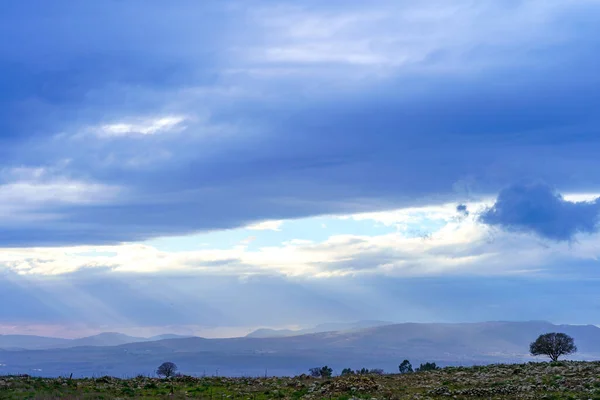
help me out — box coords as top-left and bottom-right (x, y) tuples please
(0, 332), (192, 351)
(246, 320), (393, 338)
(0, 321), (599, 378)
(0, 321), (388, 350)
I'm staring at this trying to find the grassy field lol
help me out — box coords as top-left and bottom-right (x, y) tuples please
(1, 361), (600, 399)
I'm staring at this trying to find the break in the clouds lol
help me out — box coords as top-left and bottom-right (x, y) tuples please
(2, 1), (600, 334)
(2, 200), (600, 335)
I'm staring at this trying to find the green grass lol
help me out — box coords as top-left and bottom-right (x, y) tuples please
(2, 361), (600, 399)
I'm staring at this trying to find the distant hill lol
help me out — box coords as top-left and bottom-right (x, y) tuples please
(0, 335), (71, 350)
(0, 332), (194, 350)
(149, 334), (193, 341)
(246, 320), (393, 338)
(1, 321), (599, 377)
(68, 332), (148, 348)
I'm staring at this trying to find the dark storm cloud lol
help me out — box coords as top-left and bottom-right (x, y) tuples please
(480, 183), (600, 241)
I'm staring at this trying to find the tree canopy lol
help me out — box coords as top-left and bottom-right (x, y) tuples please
(399, 360), (413, 374)
(416, 362), (439, 372)
(309, 366), (333, 378)
(530, 332), (577, 362)
(156, 362), (178, 378)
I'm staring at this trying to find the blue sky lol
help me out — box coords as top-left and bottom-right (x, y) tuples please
(1, 0), (600, 338)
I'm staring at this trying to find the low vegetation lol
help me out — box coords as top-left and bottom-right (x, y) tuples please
(340, 368), (384, 376)
(3, 361), (600, 399)
(0, 331), (586, 399)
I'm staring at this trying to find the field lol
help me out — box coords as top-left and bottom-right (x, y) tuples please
(2, 361), (600, 399)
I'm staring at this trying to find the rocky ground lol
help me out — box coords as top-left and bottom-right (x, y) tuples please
(1, 361), (600, 399)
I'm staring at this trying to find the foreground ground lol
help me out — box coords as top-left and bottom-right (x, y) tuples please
(1, 361), (600, 399)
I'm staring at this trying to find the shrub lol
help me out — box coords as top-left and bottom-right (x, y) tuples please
(416, 362), (439, 372)
(354, 368), (384, 375)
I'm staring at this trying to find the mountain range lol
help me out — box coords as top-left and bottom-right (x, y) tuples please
(0, 332), (191, 350)
(0, 321), (598, 378)
(245, 320), (392, 338)
(0, 321), (390, 350)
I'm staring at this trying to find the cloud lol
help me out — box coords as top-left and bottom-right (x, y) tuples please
(97, 116), (187, 137)
(249, 1), (577, 68)
(2, 241), (600, 333)
(1, 1), (600, 245)
(2, 199), (597, 279)
(480, 183), (600, 241)
(457, 204), (469, 217)
(2, 199), (600, 332)
(3, 1), (600, 335)
(0, 168), (121, 227)
(246, 220), (284, 231)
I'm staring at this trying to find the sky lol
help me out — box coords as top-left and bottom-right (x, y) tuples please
(1, 0), (600, 338)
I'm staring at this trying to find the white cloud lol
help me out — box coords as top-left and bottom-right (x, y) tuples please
(563, 193), (600, 202)
(0, 165), (122, 224)
(246, 220), (284, 231)
(246, 0), (579, 74)
(0, 180), (119, 206)
(339, 201), (489, 231)
(2, 199), (599, 279)
(262, 43), (387, 65)
(239, 236), (257, 246)
(98, 116), (187, 137)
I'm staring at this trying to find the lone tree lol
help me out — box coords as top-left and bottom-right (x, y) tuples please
(156, 361), (178, 378)
(399, 359), (413, 374)
(530, 332), (577, 362)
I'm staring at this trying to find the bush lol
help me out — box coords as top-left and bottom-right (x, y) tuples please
(354, 368), (384, 375)
(416, 362), (439, 372)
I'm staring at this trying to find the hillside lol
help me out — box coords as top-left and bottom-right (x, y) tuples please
(0, 333), (192, 351)
(1, 362), (600, 399)
(246, 321), (393, 338)
(0, 321), (599, 377)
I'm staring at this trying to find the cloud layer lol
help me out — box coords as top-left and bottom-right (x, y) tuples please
(2, 1), (600, 335)
(0, 1), (599, 244)
(1, 195), (600, 334)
